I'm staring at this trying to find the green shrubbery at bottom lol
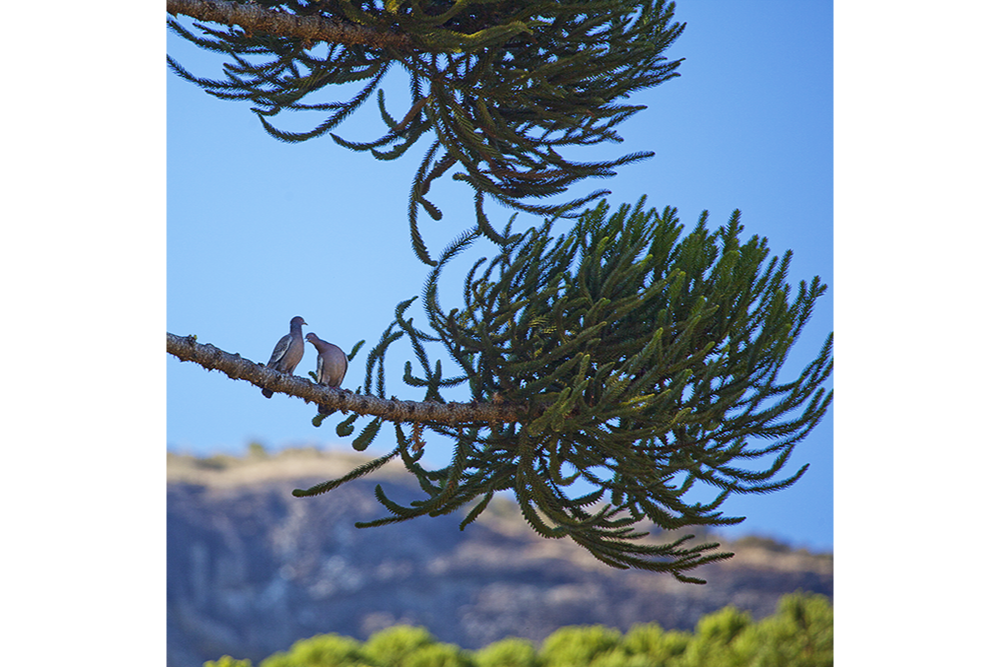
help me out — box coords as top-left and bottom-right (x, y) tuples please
(207, 592), (831, 667)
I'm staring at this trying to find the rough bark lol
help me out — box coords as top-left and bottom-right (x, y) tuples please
(166, 0), (414, 50)
(167, 332), (524, 425)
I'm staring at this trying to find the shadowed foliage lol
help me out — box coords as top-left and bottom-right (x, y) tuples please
(296, 198), (832, 578)
(168, 0), (686, 263)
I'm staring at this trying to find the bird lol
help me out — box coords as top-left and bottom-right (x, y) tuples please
(306, 332), (348, 415)
(261, 316), (307, 398)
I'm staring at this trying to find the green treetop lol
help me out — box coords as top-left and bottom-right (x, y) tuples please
(167, 0), (832, 580)
(295, 198), (831, 578)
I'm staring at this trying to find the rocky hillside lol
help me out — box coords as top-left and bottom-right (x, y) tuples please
(167, 448), (832, 667)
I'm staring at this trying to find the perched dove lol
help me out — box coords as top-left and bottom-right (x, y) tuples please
(306, 332), (348, 415)
(261, 316), (307, 398)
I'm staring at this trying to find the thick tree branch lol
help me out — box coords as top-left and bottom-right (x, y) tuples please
(167, 332), (524, 425)
(166, 0), (414, 50)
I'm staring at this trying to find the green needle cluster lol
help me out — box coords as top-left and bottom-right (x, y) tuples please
(296, 198), (832, 578)
(168, 0), (686, 263)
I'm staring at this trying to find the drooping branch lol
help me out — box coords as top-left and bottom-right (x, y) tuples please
(167, 0), (687, 265)
(167, 197), (832, 578)
(166, 0), (414, 50)
(166, 332), (524, 425)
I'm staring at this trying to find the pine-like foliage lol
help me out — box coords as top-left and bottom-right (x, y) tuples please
(294, 198), (833, 579)
(167, 0), (685, 263)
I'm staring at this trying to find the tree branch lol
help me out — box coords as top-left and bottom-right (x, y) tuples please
(166, 0), (414, 50)
(167, 332), (524, 425)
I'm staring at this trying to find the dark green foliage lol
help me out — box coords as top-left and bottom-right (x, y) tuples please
(169, 0), (831, 585)
(212, 592), (833, 666)
(296, 197), (832, 578)
(168, 0), (686, 263)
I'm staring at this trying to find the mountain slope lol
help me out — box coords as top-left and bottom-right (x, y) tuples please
(167, 448), (831, 667)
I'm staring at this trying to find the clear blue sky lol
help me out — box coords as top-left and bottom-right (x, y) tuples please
(167, 1), (834, 551)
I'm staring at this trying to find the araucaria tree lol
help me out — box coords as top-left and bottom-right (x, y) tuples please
(167, 0), (832, 581)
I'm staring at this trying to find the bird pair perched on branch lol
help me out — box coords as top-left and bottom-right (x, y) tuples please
(261, 316), (347, 413)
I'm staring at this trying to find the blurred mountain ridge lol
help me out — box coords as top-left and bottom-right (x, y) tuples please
(168, 447), (832, 667)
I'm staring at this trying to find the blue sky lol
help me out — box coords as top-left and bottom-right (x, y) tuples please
(167, 2), (834, 552)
